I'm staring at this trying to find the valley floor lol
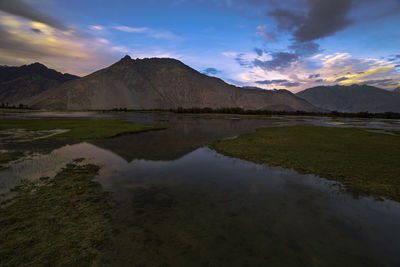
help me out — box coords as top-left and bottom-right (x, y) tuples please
(1, 113), (399, 266)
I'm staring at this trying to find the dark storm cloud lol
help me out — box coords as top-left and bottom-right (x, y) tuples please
(268, 8), (305, 32)
(0, 0), (68, 30)
(395, 65), (400, 68)
(335, 77), (349, 82)
(189, 0), (393, 43)
(293, 0), (353, 42)
(188, 0), (357, 42)
(308, 73), (320, 79)
(315, 79), (324, 82)
(267, 0), (354, 42)
(202, 67), (221, 75)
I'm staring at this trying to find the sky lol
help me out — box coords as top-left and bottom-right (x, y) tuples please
(0, 0), (399, 92)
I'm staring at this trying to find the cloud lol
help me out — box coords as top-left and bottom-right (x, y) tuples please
(114, 26), (149, 33)
(319, 53), (400, 88)
(292, 0), (354, 42)
(308, 73), (320, 79)
(255, 79), (288, 85)
(0, 13), (122, 75)
(235, 53), (252, 67)
(289, 41), (320, 57)
(0, 0), (68, 31)
(268, 8), (305, 32)
(222, 51), (239, 58)
(234, 51), (400, 92)
(250, 42), (319, 71)
(253, 52), (298, 71)
(360, 79), (398, 87)
(113, 25), (179, 39)
(259, 0), (355, 42)
(30, 28), (42, 34)
(202, 67), (221, 75)
(89, 25), (105, 31)
(255, 79), (301, 87)
(335, 77), (349, 82)
(254, 48), (263, 56)
(282, 81), (301, 87)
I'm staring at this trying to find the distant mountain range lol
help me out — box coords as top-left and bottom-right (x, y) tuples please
(0, 63), (78, 106)
(1, 56), (315, 111)
(296, 85), (400, 113)
(0, 57), (399, 112)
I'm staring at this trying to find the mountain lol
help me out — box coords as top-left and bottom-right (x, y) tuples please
(296, 85), (400, 113)
(29, 56), (317, 111)
(394, 87), (400, 94)
(0, 63), (78, 106)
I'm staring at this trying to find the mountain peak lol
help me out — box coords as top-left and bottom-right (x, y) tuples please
(28, 62), (48, 70)
(115, 55), (134, 65)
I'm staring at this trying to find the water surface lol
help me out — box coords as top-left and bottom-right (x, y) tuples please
(1, 112), (400, 266)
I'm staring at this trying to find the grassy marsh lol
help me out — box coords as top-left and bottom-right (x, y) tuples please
(0, 118), (165, 141)
(0, 162), (111, 266)
(212, 126), (400, 201)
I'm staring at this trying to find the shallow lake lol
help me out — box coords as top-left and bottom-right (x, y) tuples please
(1, 112), (400, 266)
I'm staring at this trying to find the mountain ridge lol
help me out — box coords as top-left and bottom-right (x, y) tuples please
(296, 84), (400, 113)
(0, 63), (78, 105)
(27, 56), (317, 111)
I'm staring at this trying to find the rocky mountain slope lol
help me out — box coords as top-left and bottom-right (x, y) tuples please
(28, 56), (317, 111)
(0, 63), (78, 106)
(296, 85), (400, 113)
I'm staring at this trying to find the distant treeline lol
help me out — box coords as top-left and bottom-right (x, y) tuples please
(0, 102), (31, 110)
(170, 107), (400, 119)
(79, 107), (400, 119)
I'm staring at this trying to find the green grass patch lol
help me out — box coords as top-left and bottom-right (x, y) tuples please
(212, 126), (400, 201)
(0, 118), (165, 140)
(0, 162), (111, 266)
